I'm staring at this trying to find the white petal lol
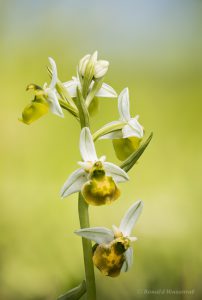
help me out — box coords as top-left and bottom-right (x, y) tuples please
(48, 57), (57, 89)
(91, 51), (98, 63)
(47, 90), (64, 117)
(122, 117), (144, 139)
(94, 61), (109, 78)
(60, 168), (87, 198)
(78, 161), (93, 171)
(95, 83), (117, 98)
(80, 127), (98, 162)
(100, 130), (123, 140)
(63, 78), (78, 98)
(103, 162), (129, 183)
(118, 88), (131, 121)
(119, 200), (144, 236)
(75, 227), (114, 244)
(121, 247), (133, 272)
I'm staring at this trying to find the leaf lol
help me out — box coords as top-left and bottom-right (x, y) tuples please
(58, 280), (86, 300)
(120, 133), (153, 173)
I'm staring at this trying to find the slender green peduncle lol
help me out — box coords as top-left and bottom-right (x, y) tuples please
(76, 86), (96, 300)
(78, 193), (96, 300)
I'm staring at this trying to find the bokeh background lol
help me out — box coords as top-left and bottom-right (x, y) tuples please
(1, 0), (202, 299)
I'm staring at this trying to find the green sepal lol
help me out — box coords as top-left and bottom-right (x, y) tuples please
(58, 280), (86, 300)
(120, 133), (153, 172)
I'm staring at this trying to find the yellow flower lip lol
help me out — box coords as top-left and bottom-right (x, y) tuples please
(82, 176), (120, 206)
(20, 101), (49, 125)
(92, 237), (130, 277)
(113, 136), (142, 161)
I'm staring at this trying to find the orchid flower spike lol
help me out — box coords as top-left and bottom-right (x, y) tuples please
(100, 88), (144, 160)
(60, 127), (129, 205)
(63, 52), (117, 115)
(75, 200), (143, 277)
(19, 57), (63, 125)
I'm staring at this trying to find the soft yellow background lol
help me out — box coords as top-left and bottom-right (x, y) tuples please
(0, 1), (202, 299)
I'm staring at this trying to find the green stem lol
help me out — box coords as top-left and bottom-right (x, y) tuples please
(78, 193), (96, 300)
(76, 87), (90, 128)
(76, 86), (96, 300)
(93, 121), (125, 141)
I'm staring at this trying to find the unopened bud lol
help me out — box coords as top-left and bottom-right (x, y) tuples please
(78, 54), (91, 77)
(94, 60), (109, 79)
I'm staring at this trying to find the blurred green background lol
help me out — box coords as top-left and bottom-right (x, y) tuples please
(0, 0), (202, 299)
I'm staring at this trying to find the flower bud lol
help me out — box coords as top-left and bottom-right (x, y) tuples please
(92, 237), (130, 277)
(78, 54), (91, 77)
(78, 52), (109, 80)
(19, 100), (49, 125)
(113, 137), (142, 161)
(94, 60), (109, 79)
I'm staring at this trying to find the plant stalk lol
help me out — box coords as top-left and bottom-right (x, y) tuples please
(77, 86), (96, 300)
(78, 193), (96, 300)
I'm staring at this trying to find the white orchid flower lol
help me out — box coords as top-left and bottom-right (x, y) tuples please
(75, 200), (143, 276)
(101, 88), (144, 140)
(60, 127), (129, 205)
(20, 57), (64, 125)
(96, 88), (144, 160)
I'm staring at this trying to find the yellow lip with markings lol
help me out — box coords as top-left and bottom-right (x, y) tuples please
(92, 237), (130, 277)
(82, 161), (120, 206)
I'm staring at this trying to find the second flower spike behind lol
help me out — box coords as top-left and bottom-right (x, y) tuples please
(60, 127), (129, 205)
(75, 200), (144, 277)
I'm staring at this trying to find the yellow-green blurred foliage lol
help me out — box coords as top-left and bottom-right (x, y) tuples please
(0, 1), (202, 299)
